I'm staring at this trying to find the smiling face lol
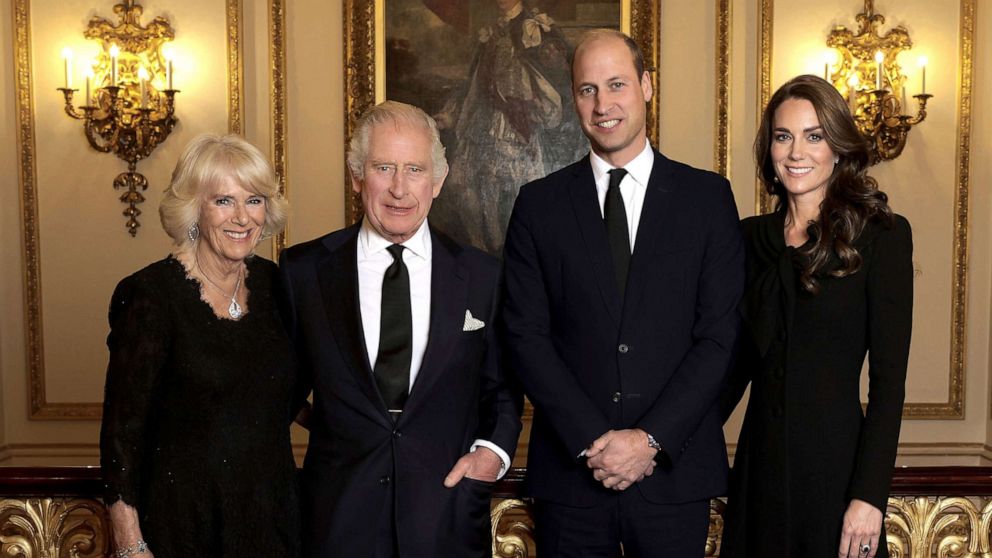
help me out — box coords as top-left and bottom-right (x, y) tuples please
(197, 173), (266, 264)
(572, 35), (653, 167)
(353, 120), (446, 243)
(770, 97), (837, 206)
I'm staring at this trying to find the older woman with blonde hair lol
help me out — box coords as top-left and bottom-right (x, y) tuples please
(100, 133), (299, 557)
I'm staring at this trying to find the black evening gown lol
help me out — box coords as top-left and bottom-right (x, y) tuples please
(721, 210), (913, 558)
(100, 256), (300, 558)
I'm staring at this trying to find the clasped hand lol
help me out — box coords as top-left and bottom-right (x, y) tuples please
(585, 429), (657, 491)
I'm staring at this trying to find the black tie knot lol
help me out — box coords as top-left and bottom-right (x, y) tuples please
(386, 244), (405, 262)
(608, 168), (628, 191)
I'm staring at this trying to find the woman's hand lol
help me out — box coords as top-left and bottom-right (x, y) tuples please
(108, 500), (154, 557)
(838, 498), (883, 558)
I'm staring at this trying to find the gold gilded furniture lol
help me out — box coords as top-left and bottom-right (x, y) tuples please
(2, 467), (992, 557)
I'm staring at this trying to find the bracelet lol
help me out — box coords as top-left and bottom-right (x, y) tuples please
(115, 540), (148, 557)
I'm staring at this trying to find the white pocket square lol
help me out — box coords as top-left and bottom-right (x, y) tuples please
(463, 310), (485, 331)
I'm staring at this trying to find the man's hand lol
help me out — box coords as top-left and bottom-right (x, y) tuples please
(443, 446), (503, 488)
(585, 429), (657, 491)
(838, 499), (883, 558)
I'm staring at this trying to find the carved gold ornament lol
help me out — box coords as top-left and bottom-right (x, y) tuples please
(825, 0), (932, 165)
(0, 498), (111, 558)
(57, 0), (179, 236)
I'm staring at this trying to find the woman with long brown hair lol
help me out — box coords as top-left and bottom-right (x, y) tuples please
(721, 74), (913, 558)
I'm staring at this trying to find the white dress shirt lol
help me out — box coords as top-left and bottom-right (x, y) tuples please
(590, 139), (655, 251)
(357, 220), (510, 477)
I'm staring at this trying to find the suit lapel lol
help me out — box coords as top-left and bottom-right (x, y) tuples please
(567, 158), (622, 326)
(402, 228), (467, 419)
(316, 227), (392, 423)
(624, 151), (678, 314)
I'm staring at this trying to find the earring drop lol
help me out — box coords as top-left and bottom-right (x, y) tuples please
(188, 223), (199, 242)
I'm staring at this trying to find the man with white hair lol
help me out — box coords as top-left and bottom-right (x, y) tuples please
(279, 100), (522, 557)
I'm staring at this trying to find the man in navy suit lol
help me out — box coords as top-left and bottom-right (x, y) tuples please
(501, 30), (745, 556)
(280, 101), (521, 557)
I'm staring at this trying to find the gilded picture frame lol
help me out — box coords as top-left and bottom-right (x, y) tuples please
(343, 0), (660, 255)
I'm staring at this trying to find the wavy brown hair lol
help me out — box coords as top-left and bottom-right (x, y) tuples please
(754, 74), (893, 293)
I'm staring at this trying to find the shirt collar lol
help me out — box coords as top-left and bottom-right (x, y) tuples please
(358, 219), (433, 262)
(590, 140), (654, 188)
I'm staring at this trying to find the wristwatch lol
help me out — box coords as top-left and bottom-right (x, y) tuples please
(645, 433), (663, 452)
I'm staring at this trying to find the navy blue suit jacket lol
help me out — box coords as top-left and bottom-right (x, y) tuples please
(279, 223), (522, 557)
(501, 151), (744, 506)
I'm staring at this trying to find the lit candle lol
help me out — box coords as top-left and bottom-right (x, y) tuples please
(823, 51), (836, 82)
(61, 48), (73, 88)
(919, 56), (928, 95)
(138, 67), (149, 109)
(109, 44), (120, 87)
(847, 74), (860, 114)
(163, 48), (174, 90)
(874, 51), (884, 90)
(85, 67), (93, 106)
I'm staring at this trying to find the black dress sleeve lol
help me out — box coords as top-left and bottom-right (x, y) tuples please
(847, 215), (914, 510)
(100, 270), (172, 507)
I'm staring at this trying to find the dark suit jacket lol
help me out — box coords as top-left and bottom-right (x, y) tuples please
(279, 223), (522, 557)
(501, 151), (745, 506)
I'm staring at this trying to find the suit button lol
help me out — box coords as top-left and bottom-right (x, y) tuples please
(392, 430), (402, 438)
(772, 407), (783, 418)
(612, 392), (621, 403)
(773, 367), (784, 379)
(618, 344), (629, 354)
(379, 475), (391, 485)
(778, 330), (787, 341)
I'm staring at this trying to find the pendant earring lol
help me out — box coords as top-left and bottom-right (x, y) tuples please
(188, 223), (199, 243)
(773, 176), (780, 183)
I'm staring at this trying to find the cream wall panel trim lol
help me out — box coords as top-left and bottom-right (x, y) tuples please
(15, 0), (247, 420)
(754, 0), (975, 420)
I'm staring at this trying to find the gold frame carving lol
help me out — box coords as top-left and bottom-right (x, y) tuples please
(227, 0), (244, 135)
(714, 0), (731, 177)
(270, 0), (288, 256)
(756, 0), (774, 214)
(16, 0), (246, 419)
(343, 0), (662, 225)
(753, 0), (974, 419)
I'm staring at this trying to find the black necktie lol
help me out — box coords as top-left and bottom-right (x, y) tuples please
(374, 244), (412, 413)
(604, 168), (631, 296)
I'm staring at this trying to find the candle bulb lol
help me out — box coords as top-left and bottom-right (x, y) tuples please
(919, 56), (928, 95)
(847, 74), (860, 114)
(874, 51), (884, 90)
(164, 48), (174, 90)
(109, 44), (120, 87)
(824, 63), (829, 81)
(85, 67), (93, 106)
(61, 48), (73, 89)
(138, 67), (149, 109)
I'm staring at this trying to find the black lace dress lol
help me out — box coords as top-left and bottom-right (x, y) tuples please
(100, 256), (300, 557)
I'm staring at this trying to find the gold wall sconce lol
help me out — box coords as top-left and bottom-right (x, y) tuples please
(57, 0), (178, 236)
(823, 0), (932, 165)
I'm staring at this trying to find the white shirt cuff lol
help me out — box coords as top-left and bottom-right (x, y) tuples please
(470, 439), (511, 480)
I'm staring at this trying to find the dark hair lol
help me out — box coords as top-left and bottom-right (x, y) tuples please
(571, 29), (646, 79)
(754, 74), (892, 293)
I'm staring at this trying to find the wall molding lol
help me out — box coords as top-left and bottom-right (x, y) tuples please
(715, 0), (731, 176)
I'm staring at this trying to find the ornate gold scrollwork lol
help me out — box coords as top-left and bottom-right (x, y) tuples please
(885, 496), (992, 558)
(0, 498), (111, 558)
(491, 498), (535, 558)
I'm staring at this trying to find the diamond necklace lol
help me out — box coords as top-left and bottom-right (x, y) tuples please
(195, 254), (244, 319)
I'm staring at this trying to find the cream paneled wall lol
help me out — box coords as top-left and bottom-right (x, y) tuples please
(0, 0), (990, 466)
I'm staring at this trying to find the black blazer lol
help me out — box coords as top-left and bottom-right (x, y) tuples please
(279, 223), (522, 557)
(501, 151), (745, 506)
